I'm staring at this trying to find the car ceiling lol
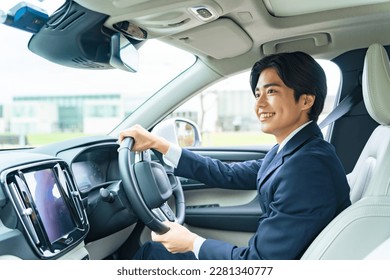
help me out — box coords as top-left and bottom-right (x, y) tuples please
(74, 0), (390, 75)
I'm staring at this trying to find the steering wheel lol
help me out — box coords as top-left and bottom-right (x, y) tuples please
(118, 137), (185, 234)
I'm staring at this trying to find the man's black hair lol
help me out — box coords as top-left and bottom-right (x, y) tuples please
(250, 51), (327, 122)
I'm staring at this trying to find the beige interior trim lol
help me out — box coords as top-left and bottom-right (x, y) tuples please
(172, 18), (253, 59)
(0, 255), (22, 260)
(85, 224), (135, 260)
(58, 242), (89, 260)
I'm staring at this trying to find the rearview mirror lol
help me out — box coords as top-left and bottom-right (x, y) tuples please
(109, 33), (139, 72)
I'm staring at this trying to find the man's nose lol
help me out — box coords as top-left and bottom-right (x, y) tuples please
(255, 92), (266, 107)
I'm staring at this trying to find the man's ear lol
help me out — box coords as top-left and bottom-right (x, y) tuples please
(302, 94), (315, 110)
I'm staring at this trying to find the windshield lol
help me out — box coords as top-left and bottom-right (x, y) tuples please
(0, 0), (195, 149)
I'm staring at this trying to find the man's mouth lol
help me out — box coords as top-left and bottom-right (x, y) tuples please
(259, 112), (276, 120)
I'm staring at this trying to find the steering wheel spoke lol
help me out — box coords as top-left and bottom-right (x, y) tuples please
(151, 202), (177, 223)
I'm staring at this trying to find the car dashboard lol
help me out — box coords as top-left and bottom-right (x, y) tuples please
(0, 136), (138, 260)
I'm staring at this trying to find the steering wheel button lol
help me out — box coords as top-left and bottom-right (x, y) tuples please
(161, 204), (175, 221)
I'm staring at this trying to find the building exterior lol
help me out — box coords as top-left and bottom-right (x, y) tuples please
(7, 94), (123, 134)
(1, 89), (255, 145)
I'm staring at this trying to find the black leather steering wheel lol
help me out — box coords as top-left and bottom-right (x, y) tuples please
(118, 137), (185, 234)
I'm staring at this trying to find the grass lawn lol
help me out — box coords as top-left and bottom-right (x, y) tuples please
(27, 133), (94, 146)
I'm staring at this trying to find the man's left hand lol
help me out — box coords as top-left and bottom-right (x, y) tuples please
(152, 221), (199, 254)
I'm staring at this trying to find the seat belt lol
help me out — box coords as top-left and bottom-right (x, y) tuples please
(319, 84), (363, 129)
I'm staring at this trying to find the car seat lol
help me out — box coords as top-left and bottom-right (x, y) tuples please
(301, 43), (390, 259)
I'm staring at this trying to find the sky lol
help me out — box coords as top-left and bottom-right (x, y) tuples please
(0, 0), (341, 103)
(0, 0), (196, 103)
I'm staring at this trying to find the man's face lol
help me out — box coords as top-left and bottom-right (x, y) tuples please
(254, 67), (313, 143)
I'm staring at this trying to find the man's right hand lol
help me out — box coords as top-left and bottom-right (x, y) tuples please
(118, 124), (170, 154)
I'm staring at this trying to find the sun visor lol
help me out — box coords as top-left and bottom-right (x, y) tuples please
(172, 18), (252, 59)
(262, 33), (331, 55)
(263, 0), (390, 17)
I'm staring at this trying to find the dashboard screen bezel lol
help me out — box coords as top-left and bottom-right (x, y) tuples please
(2, 160), (89, 259)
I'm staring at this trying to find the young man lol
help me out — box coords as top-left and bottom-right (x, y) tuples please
(119, 51), (351, 260)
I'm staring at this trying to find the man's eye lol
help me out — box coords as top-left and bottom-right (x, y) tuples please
(267, 89), (276, 94)
(254, 93), (260, 99)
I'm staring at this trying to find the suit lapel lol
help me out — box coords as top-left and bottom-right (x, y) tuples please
(257, 147), (283, 188)
(258, 144), (279, 172)
(257, 122), (323, 188)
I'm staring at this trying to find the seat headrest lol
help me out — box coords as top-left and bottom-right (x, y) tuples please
(363, 43), (390, 125)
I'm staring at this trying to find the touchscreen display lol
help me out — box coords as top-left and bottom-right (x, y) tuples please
(24, 168), (76, 243)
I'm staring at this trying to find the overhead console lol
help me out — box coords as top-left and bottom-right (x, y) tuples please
(0, 156), (89, 259)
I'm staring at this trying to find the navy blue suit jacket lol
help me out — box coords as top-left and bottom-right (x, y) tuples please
(174, 122), (351, 260)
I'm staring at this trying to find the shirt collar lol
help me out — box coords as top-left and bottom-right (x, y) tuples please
(277, 120), (313, 153)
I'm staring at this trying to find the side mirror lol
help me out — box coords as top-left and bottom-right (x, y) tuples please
(175, 119), (201, 147)
(152, 118), (202, 147)
(109, 33), (139, 72)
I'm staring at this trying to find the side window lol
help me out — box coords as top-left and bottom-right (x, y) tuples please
(170, 60), (341, 147)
